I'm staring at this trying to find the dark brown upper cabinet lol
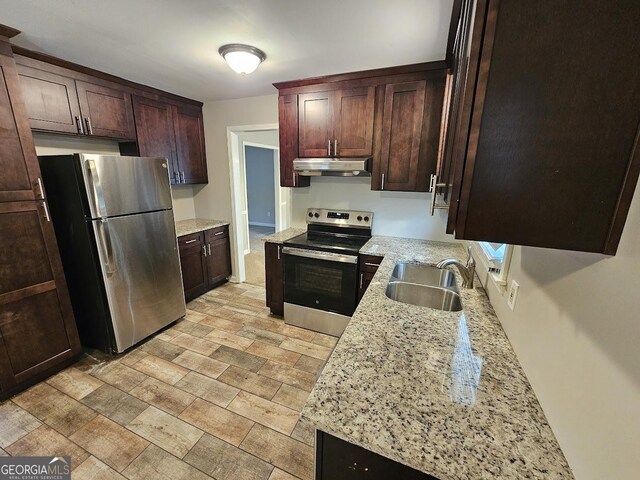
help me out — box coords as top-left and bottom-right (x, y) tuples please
(298, 87), (375, 158)
(274, 63), (447, 192)
(16, 64), (136, 140)
(173, 103), (208, 184)
(443, 0), (640, 255)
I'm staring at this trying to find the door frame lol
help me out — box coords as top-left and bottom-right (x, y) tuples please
(227, 124), (289, 283)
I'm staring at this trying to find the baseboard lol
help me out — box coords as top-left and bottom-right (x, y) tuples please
(249, 222), (276, 228)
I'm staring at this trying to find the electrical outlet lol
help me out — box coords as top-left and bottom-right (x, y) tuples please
(507, 280), (519, 311)
(267, 212), (271, 217)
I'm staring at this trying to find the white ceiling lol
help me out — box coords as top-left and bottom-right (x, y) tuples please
(0, 0), (454, 102)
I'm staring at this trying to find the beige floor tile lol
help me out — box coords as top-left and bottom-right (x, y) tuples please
(70, 415), (149, 472)
(12, 383), (97, 437)
(205, 329), (254, 350)
(246, 341), (301, 367)
(123, 444), (211, 480)
(175, 372), (239, 407)
(179, 398), (253, 446)
(127, 406), (203, 458)
(279, 338), (332, 360)
(0, 448), (6, 456)
(237, 326), (285, 346)
(74, 456), (127, 480)
(210, 345), (267, 373)
(184, 309), (208, 323)
(172, 350), (229, 379)
(279, 325), (317, 343)
(185, 433), (273, 480)
(258, 361), (316, 391)
(198, 314), (244, 333)
(218, 366), (281, 400)
(139, 337), (186, 361)
(241, 424), (313, 480)
(293, 355), (326, 375)
(5, 424), (89, 467)
(228, 391), (299, 436)
(272, 384), (310, 411)
(130, 377), (196, 416)
(131, 355), (189, 385)
(0, 401), (41, 448)
(311, 332), (338, 348)
(80, 384), (149, 426)
(170, 333), (220, 356)
(290, 419), (315, 447)
(173, 319), (214, 338)
(269, 468), (302, 480)
(118, 349), (149, 367)
(46, 367), (104, 400)
(90, 361), (149, 392)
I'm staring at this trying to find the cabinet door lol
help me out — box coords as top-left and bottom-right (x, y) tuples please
(206, 236), (231, 286)
(179, 242), (208, 302)
(15, 64), (82, 135)
(264, 242), (284, 316)
(278, 94), (309, 188)
(76, 80), (136, 139)
(298, 91), (333, 157)
(132, 95), (179, 184)
(173, 104), (208, 184)
(376, 81), (427, 191)
(334, 87), (375, 157)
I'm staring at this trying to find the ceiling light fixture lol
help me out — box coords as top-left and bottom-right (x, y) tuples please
(218, 44), (266, 74)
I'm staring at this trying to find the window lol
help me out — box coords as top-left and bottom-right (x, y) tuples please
(471, 241), (513, 288)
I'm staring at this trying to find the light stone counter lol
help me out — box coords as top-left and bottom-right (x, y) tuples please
(303, 235), (574, 479)
(175, 218), (229, 237)
(261, 227), (306, 244)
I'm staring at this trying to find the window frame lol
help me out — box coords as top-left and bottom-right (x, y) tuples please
(470, 241), (513, 290)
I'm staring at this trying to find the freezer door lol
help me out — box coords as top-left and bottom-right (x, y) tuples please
(92, 209), (186, 352)
(79, 154), (173, 218)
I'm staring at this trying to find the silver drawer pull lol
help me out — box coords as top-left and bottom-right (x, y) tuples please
(207, 243), (212, 255)
(185, 239), (197, 244)
(214, 231), (224, 236)
(202, 245), (207, 256)
(364, 262), (380, 267)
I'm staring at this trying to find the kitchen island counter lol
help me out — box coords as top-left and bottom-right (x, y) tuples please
(303, 235), (573, 479)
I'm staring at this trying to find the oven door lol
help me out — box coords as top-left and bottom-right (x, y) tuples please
(282, 247), (358, 317)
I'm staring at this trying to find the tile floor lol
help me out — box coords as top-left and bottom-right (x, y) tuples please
(244, 225), (276, 287)
(0, 282), (336, 480)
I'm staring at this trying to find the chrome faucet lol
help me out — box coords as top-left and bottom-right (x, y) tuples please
(436, 246), (476, 289)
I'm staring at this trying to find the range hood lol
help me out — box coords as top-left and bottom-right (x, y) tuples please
(293, 157), (371, 177)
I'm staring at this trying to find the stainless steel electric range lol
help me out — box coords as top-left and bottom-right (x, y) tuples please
(282, 208), (373, 337)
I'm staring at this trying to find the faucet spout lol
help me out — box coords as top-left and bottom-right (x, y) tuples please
(436, 246), (476, 289)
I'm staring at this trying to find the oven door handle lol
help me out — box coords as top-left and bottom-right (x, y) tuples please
(281, 247), (358, 264)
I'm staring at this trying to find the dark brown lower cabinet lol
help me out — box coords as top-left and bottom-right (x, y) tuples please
(178, 226), (231, 302)
(358, 254), (383, 302)
(316, 431), (438, 480)
(264, 242), (284, 316)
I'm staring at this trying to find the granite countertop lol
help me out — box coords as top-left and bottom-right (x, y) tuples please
(260, 227), (306, 244)
(303, 235), (573, 479)
(175, 218), (229, 237)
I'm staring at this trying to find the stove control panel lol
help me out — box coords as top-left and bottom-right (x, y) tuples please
(306, 208), (373, 228)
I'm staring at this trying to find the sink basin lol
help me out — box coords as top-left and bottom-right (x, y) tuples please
(391, 263), (457, 289)
(385, 281), (463, 311)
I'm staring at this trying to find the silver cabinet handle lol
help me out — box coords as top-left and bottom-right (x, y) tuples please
(334, 139), (338, 156)
(364, 262), (380, 267)
(174, 171), (180, 183)
(207, 243), (212, 256)
(96, 219), (115, 274)
(84, 117), (93, 135)
(180, 171), (185, 183)
(429, 173), (448, 216)
(34, 177), (45, 200)
(381, 173), (385, 190)
(75, 116), (85, 134)
(86, 159), (107, 217)
(37, 201), (51, 222)
(185, 239), (197, 244)
(360, 273), (363, 289)
(282, 246), (358, 264)
(214, 231), (224, 236)
(202, 245), (207, 256)
(328, 140), (331, 156)
(277, 245), (281, 260)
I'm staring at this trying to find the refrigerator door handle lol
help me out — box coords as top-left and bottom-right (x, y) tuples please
(96, 219), (116, 275)
(86, 159), (107, 218)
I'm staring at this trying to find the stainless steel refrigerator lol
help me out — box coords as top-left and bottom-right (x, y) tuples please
(39, 153), (186, 353)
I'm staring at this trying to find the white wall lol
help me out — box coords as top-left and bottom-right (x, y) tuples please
(478, 185), (640, 479)
(291, 176), (454, 241)
(33, 133), (196, 221)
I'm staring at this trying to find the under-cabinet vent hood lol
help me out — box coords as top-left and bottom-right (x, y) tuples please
(293, 157), (371, 177)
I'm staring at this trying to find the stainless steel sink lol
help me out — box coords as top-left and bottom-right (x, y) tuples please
(385, 281), (463, 311)
(391, 263), (457, 289)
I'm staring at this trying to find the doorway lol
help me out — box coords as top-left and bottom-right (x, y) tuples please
(227, 125), (290, 285)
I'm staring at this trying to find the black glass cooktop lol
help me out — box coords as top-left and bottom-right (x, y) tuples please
(283, 232), (370, 255)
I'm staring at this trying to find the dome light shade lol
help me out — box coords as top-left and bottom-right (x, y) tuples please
(219, 44), (266, 74)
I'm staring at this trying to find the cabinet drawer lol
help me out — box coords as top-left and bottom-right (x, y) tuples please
(205, 225), (229, 242)
(359, 254), (383, 273)
(178, 232), (203, 249)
